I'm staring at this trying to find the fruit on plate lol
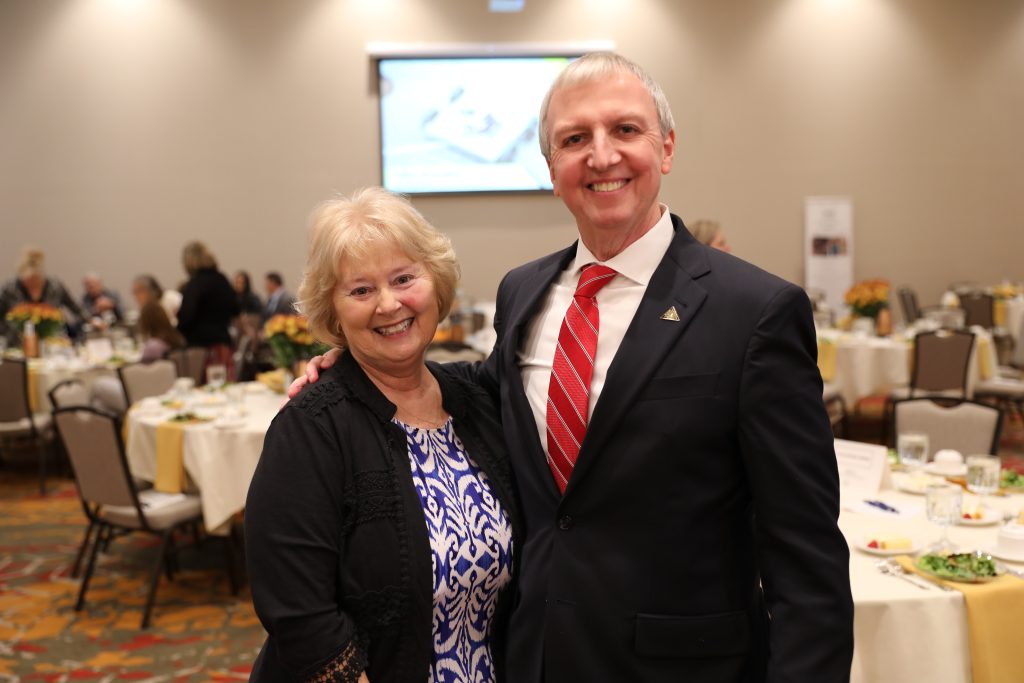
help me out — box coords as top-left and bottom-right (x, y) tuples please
(962, 505), (984, 520)
(866, 537), (912, 550)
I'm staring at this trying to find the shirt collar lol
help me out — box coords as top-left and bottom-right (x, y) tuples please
(570, 204), (674, 286)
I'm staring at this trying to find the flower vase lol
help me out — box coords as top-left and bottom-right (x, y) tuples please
(875, 308), (892, 337)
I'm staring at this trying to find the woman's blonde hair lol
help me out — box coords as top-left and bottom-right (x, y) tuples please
(17, 247), (45, 279)
(181, 241), (218, 276)
(689, 219), (722, 246)
(298, 187), (460, 349)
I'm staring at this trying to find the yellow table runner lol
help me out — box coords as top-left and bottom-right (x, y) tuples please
(994, 299), (1007, 328)
(896, 556), (1024, 683)
(26, 366), (39, 413)
(154, 422), (187, 493)
(817, 338), (837, 382)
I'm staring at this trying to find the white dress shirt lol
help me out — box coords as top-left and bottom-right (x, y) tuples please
(519, 206), (675, 456)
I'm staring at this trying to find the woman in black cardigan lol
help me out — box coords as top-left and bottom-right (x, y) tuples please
(245, 188), (519, 683)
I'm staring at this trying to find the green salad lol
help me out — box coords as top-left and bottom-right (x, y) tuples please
(1001, 469), (1024, 490)
(917, 553), (999, 581)
(167, 412), (212, 424)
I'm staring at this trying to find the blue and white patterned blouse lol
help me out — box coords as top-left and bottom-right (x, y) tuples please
(396, 417), (514, 683)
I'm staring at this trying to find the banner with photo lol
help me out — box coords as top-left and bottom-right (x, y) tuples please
(805, 196), (853, 318)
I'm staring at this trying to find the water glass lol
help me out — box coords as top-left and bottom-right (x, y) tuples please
(966, 454), (1000, 509)
(225, 384), (246, 420)
(925, 483), (962, 553)
(206, 364), (227, 390)
(897, 432), (929, 469)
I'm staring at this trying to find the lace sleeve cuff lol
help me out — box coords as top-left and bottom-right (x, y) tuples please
(306, 633), (369, 683)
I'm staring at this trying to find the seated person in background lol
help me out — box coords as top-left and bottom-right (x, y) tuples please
(689, 218), (733, 253)
(0, 246), (88, 344)
(131, 274), (182, 327)
(81, 271), (124, 323)
(89, 301), (186, 414)
(233, 270), (263, 316)
(261, 271), (296, 323)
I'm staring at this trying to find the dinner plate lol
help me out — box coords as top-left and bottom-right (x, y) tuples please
(924, 463), (968, 477)
(892, 472), (947, 495)
(984, 546), (1024, 564)
(855, 538), (922, 557)
(916, 552), (1005, 583)
(957, 508), (1003, 526)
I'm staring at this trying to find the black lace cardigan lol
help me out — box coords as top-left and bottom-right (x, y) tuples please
(245, 351), (521, 683)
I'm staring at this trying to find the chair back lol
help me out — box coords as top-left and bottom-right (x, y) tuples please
(168, 347), (208, 385)
(960, 293), (994, 329)
(425, 343), (486, 364)
(893, 398), (1003, 457)
(0, 359), (33, 423)
(911, 329), (975, 396)
(118, 360), (176, 405)
(48, 379), (90, 408)
(52, 407), (140, 512)
(898, 287), (921, 324)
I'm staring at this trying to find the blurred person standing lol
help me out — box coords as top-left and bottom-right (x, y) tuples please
(233, 270), (263, 316)
(176, 241), (239, 377)
(262, 271), (296, 323)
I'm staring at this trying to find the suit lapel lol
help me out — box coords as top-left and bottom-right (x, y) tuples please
(564, 217), (711, 497)
(500, 245), (578, 498)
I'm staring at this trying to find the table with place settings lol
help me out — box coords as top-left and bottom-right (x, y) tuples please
(841, 481), (1024, 683)
(124, 382), (283, 533)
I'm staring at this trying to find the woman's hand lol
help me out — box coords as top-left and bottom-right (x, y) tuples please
(286, 348), (343, 398)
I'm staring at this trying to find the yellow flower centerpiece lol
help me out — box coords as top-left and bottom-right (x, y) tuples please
(263, 314), (330, 370)
(5, 302), (65, 339)
(845, 279), (890, 319)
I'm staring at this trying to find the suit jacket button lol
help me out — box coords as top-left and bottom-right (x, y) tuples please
(558, 515), (573, 531)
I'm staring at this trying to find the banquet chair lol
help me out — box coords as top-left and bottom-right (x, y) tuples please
(822, 382), (847, 437)
(118, 360), (176, 405)
(48, 379), (90, 409)
(975, 318), (1024, 422)
(52, 407), (238, 628)
(0, 358), (56, 494)
(960, 292), (995, 329)
(424, 342), (487, 364)
(893, 329), (976, 400)
(898, 287), (922, 325)
(892, 398), (1003, 457)
(168, 347), (208, 385)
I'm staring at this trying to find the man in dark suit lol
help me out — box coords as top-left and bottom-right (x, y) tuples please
(296, 52), (853, 682)
(262, 271), (296, 322)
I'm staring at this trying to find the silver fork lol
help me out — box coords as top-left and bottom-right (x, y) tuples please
(876, 559), (954, 591)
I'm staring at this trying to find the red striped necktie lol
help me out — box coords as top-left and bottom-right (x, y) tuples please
(545, 264), (617, 493)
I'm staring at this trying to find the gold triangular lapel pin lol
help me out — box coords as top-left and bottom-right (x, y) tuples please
(660, 306), (681, 322)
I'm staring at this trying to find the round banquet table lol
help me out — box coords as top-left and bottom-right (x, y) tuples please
(26, 355), (138, 411)
(124, 382), (282, 533)
(842, 485), (1024, 683)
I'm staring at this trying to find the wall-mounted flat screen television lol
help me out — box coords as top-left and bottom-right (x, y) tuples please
(374, 48), (600, 195)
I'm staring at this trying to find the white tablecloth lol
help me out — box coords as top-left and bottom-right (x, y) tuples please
(1004, 297), (1024, 341)
(843, 484), (1024, 683)
(818, 328), (994, 405)
(125, 383), (282, 532)
(27, 358), (120, 410)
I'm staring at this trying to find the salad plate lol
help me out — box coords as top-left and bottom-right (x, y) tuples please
(892, 471), (946, 495)
(915, 551), (1004, 583)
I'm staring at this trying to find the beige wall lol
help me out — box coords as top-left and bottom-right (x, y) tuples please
(1, 0), (1022, 315)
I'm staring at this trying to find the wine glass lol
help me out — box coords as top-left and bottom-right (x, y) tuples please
(206, 364), (227, 390)
(897, 432), (929, 470)
(925, 483), (962, 554)
(965, 454), (1000, 514)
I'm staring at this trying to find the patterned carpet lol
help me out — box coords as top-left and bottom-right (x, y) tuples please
(0, 472), (265, 681)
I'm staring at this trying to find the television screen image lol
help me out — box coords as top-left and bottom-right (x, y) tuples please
(378, 56), (573, 194)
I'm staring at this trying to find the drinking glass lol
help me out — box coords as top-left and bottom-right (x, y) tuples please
(225, 384), (246, 420)
(897, 432), (929, 470)
(965, 454), (1000, 512)
(206, 364), (227, 390)
(925, 483), (962, 553)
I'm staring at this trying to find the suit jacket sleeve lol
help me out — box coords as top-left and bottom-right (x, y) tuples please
(736, 284), (854, 682)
